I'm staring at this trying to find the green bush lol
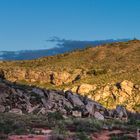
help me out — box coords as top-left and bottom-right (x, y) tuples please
(47, 111), (64, 121)
(111, 135), (136, 140)
(76, 132), (91, 140)
(73, 118), (103, 132)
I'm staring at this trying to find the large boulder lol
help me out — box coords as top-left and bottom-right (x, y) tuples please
(102, 85), (111, 98)
(94, 111), (104, 120)
(120, 80), (134, 95)
(50, 69), (83, 86)
(65, 91), (84, 107)
(32, 88), (49, 108)
(115, 105), (128, 120)
(85, 101), (95, 116)
(77, 84), (96, 94)
(72, 110), (82, 117)
(50, 71), (71, 86)
(9, 108), (23, 115)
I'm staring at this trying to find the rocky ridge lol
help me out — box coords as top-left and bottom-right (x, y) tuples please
(0, 78), (128, 121)
(1, 68), (139, 113)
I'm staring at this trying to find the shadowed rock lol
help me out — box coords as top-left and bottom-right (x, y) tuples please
(0, 78), (129, 121)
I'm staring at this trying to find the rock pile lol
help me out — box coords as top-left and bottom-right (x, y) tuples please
(0, 78), (128, 121)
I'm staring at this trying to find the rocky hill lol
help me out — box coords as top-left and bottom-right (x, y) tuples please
(0, 39), (140, 112)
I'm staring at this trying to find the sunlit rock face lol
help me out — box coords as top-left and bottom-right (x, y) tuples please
(66, 80), (140, 113)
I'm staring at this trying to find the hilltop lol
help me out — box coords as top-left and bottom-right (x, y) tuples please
(0, 38), (129, 60)
(0, 39), (140, 112)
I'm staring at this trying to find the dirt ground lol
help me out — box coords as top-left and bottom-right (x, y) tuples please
(7, 129), (139, 140)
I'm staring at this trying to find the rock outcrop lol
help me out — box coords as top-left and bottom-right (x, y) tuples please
(0, 78), (128, 121)
(120, 80), (134, 95)
(1, 67), (139, 113)
(68, 80), (140, 112)
(77, 84), (96, 94)
(2, 68), (83, 86)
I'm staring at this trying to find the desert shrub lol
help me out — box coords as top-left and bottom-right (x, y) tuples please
(111, 135), (136, 140)
(47, 111), (64, 121)
(0, 115), (27, 134)
(76, 132), (91, 140)
(53, 120), (67, 135)
(127, 118), (140, 128)
(73, 118), (103, 132)
(87, 69), (107, 76)
(47, 111), (64, 127)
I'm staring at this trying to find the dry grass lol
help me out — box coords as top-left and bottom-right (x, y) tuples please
(0, 39), (140, 87)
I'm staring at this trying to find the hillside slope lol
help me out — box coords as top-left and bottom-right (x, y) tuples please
(1, 40), (140, 84)
(0, 38), (129, 60)
(0, 39), (140, 112)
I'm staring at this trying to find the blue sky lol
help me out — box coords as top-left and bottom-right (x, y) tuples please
(0, 0), (140, 51)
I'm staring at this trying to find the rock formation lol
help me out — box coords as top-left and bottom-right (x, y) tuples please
(0, 77), (128, 121)
(70, 80), (140, 113)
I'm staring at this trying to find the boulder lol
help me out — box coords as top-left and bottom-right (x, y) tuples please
(9, 108), (22, 115)
(16, 89), (23, 97)
(77, 84), (96, 94)
(115, 105), (128, 120)
(85, 101), (95, 116)
(72, 110), (82, 117)
(32, 88), (49, 108)
(28, 105), (40, 114)
(50, 70), (82, 86)
(32, 88), (45, 97)
(50, 71), (71, 86)
(65, 91), (84, 107)
(94, 111), (104, 120)
(104, 110), (114, 118)
(102, 85), (111, 98)
(0, 105), (5, 112)
(120, 80), (134, 95)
